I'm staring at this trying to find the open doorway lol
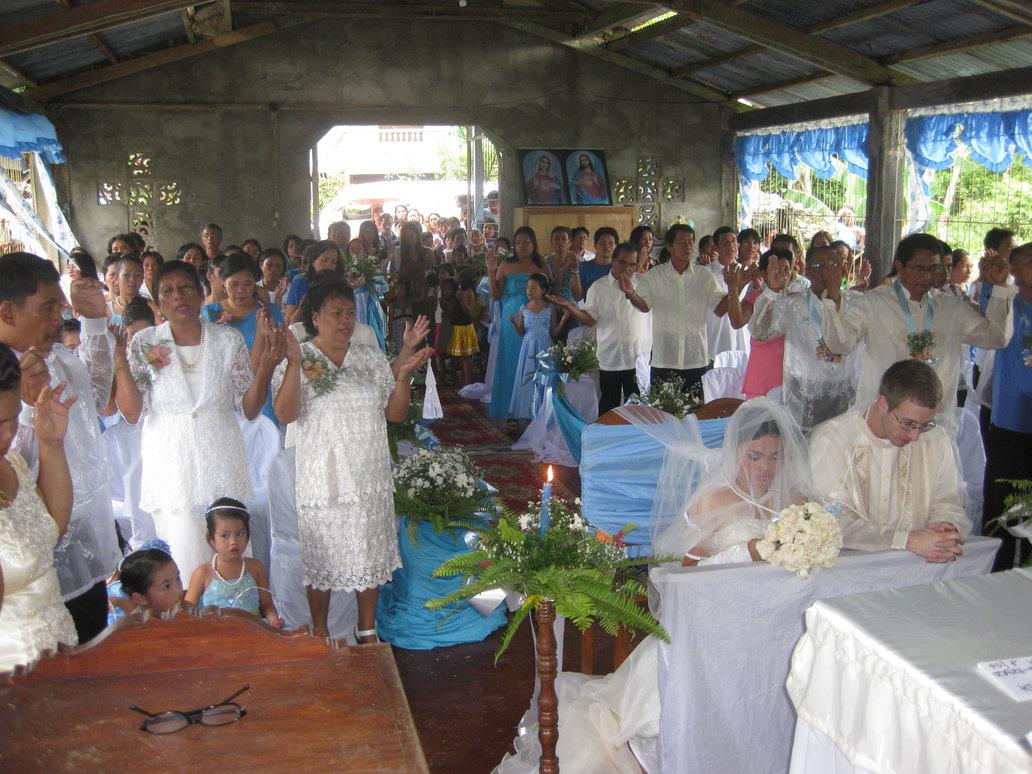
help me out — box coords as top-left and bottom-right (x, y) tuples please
(311, 124), (499, 239)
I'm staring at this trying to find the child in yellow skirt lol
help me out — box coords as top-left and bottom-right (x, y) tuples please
(447, 268), (481, 387)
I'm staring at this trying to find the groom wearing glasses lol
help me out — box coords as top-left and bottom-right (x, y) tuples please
(809, 360), (970, 563)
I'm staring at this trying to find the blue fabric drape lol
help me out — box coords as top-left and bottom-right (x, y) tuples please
(734, 122), (869, 183)
(376, 515), (507, 650)
(579, 418), (728, 556)
(905, 108), (1032, 174)
(0, 109), (65, 164)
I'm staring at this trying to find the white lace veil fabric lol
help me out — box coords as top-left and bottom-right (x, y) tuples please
(615, 398), (815, 558)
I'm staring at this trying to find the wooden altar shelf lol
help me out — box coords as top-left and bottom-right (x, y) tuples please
(0, 608), (428, 772)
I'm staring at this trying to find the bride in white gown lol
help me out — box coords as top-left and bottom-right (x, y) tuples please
(495, 398), (815, 773)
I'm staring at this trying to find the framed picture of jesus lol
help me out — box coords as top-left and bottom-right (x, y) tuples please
(563, 149), (612, 206)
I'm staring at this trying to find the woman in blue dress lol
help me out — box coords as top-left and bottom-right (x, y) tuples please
(508, 272), (567, 420)
(488, 226), (545, 419)
(346, 238), (387, 351)
(283, 240), (342, 325)
(202, 253), (285, 424)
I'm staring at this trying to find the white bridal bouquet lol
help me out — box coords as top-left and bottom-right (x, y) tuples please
(755, 501), (843, 579)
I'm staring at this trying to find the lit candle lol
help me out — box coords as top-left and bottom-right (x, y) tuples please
(539, 465), (554, 537)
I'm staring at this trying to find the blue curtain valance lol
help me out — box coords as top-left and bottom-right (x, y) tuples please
(0, 109), (65, 164)
(906, 108), (1032, 174)
(734, 122), (869, 183)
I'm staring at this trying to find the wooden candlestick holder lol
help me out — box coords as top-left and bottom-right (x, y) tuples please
(535, 599), (559, 774)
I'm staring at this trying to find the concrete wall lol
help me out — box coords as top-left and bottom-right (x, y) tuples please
(52, 17), (731, 258)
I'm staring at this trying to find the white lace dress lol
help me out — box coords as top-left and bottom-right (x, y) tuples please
(273, 341), (400, 591)
(128, 321), (254, 574)
(0, 451), (78, 673)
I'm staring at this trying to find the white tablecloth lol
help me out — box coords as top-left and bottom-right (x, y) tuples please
(649, 537), (1000, 774)
(788, 568), (1032, 774)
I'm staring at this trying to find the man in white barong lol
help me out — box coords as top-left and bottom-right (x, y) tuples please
(810, 359), (969, 562)
(819, 232), (1015, 433)
(749, 244), (861, 432)
(705, 226), (750, 361)
(0, 252), (121, 642)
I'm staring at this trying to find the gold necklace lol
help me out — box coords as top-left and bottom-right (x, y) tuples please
(176, 324), (206, 369)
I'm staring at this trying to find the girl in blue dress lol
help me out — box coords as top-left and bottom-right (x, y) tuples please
(488, 227), (545, 419)
(508, 273), (567, 419)
(184, 498), (283, 627)
(202, 253), (285, 425)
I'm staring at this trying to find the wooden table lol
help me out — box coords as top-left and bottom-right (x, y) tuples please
(0, 609), (428, 772)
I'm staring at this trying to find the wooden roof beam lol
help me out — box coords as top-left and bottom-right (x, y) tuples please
(732, 71), (832, 100)
(670, 0), (917, 82)
(0, 0), (200, 58)
(502, 20), (733, 103)
(606, 13), (693, 52)
(570, 1), (655, 46)
(231, 2), (589, 23)
(0, 60), (39, 89)
(881, 25), (1032, 65)
(55, 0), (120, 64)
(968, 0), (1032, 28)
(26, 22), (276, 102)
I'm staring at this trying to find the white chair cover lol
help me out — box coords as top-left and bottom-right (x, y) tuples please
(955, 405), (986, 533)
(238, 413), (281, 574)
(702, 366), (745, 403)
(267, 447), (358, 640)
(714, 349), (748, 370)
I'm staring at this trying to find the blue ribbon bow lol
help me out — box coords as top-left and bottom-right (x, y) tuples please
(530, 351), (587, 462)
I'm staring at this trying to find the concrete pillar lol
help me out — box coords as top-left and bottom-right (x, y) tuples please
(865, 87), (906, 281)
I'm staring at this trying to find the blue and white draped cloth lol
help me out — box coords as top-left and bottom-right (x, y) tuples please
(529, 350), (588, 463)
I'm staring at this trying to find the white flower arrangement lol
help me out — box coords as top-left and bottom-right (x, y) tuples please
(755, 501), (843, 579)
(541, 338), (599, 382)
(393, 447), (484, 534)
(631, 376), (703, 419)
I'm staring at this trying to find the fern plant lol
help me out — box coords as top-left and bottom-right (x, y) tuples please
(426, 498), (671, 662)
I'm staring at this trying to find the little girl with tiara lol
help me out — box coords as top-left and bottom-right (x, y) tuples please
(184, 498), (283, 628)
(508, 272), (568, 419)
(116, 545), (185, 618)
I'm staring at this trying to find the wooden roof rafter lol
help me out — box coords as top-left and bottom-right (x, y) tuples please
(0, 0), (202, 59)
(669, 0), (918, 82)
(25, 22), (277, 102)
(503, 19), (733, 104)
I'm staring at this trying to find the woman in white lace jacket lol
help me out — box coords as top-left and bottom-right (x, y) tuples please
(116, 260), (284, 576)
(273, 275), (430, 641)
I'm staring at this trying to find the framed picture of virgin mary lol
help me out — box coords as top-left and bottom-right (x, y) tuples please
(519, 149), (568, 206)
(563, 149), (612, 206)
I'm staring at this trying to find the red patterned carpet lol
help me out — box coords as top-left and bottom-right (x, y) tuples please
(428, 389), (581, 511)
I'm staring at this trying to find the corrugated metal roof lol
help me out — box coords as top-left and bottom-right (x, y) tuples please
(6, 36), (108, 82)
(95, 11), (185, 60)
(0, 0), (58, 26)
(693, 50), (817, 94)
(0, 0), (1029, 110)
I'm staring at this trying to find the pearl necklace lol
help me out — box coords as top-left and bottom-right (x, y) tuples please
(212, 553), (246, 583)
(176, 323), (206, 369)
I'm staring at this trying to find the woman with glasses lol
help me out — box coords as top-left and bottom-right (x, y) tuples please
(809, 359), (969, 560)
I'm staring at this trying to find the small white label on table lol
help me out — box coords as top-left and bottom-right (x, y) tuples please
(977, 656), (1032, 702)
